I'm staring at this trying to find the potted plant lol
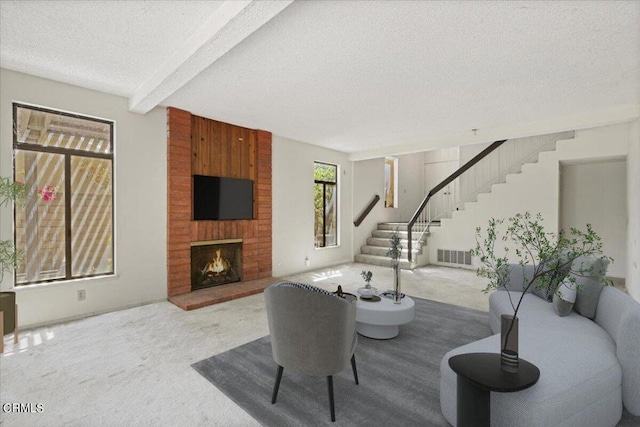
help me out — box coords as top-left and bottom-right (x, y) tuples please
(360, 270), (373, 289)
(357, 269), (378, 299)
(0, 177), (25, 283)
(386, 229), (403, 304)
(471, 212), (612, 370)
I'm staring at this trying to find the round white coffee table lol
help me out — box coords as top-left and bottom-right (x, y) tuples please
(356, 295), (415, 339)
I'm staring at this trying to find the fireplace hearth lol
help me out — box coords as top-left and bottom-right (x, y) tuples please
(191, 240), (242, 291)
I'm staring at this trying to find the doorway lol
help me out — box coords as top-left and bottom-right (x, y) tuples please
(560, 158), (627, 278)
(424, 160), (458, 220)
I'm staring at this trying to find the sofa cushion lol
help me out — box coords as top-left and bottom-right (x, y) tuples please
(501, 265), (536, 292)
(530, 257), (571, 302)
(572, 256), (609, 319)
(531, 285), (553, 302)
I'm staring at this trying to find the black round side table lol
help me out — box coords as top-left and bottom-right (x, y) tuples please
(448, 352), (540, 427)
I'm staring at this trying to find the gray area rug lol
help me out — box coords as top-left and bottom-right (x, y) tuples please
(193, 297), (640, 426)
(193, 297), (490, 426)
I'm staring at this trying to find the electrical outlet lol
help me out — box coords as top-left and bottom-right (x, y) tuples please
(77, 289), (86, 301)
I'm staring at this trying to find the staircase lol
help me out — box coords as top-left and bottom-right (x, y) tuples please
(354, 222), (428, 269)
(426, 126), (626, 268)
(356, 131), (576, 268)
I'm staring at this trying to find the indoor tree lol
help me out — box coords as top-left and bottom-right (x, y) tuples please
(471, 212), (612, 360)
(386, 228), (403, 303)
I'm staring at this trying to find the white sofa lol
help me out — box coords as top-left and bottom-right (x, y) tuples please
(440, 270), (640, 426)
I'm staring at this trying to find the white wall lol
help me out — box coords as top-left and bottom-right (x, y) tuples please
(352, 158), (395, 254)
(423, 147), (460, 220)
(424, 147), (459, 191)
(627, 120), (640, 301)
(0, 69), (167, 327)
(272, 135), (353, 276)
(560, 159), (627, 278)
(396, 153), (427, 220)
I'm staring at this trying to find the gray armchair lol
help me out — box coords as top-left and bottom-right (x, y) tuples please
(264, 281), (359, 422)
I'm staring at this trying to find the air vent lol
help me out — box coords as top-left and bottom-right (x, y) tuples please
(437, 249), (472, 266)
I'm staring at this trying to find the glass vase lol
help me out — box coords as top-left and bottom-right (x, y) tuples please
(500, 314), (519, 372)
(393, 263), (401, 304)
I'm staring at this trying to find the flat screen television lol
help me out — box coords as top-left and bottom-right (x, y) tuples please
(193, 175), (254, 220)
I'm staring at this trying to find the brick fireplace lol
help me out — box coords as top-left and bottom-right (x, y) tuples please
(166, 107), (274, 309)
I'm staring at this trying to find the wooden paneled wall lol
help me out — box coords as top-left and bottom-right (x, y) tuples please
(191, 116), (256, 180)
(167, 107), (272, 297)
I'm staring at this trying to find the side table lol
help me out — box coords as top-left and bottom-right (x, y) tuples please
(448, 352), (540, 427)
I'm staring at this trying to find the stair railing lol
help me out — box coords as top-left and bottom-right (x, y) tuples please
(354, 194), (380, 226)
(407, 140), (507, 261)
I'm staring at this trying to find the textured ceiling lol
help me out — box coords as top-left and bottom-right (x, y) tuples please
(0, 0), (225, 96)
(1, 1), (639, 157)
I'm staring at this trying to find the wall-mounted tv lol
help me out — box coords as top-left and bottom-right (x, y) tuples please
(193, 175), (254, 220)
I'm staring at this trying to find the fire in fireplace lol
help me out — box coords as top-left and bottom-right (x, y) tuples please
(191, 240), (242, 291)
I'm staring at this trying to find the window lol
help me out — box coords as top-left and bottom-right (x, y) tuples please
(314, 162), (338, 248)
(384, 156), (398, 208)
(13, 104), (114, 285)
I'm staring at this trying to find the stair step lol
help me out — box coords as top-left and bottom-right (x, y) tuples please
(377, 222), (410, 231)
(372, 229), (412, 239)
(505, 173), (520, 184)
(451, 210), (467, 220)
(491, 183), (507, 193)
(476, 192), (493, 203)
(366, 237), (423, 248)
(360, 246), (421, 257)
(521, 162), (536, 173)
(354, 254), (418, 270)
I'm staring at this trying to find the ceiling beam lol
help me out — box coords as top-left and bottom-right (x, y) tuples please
(129, 0), (294, 114)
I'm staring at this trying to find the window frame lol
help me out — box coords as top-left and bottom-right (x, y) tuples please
(12, 102), (115, 286)
(384, 156), (398, 208)
(314, 161), (339, 249)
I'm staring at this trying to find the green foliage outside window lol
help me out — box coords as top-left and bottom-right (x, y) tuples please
(314, 162), (337, 248)
(0, 177), (25, 283)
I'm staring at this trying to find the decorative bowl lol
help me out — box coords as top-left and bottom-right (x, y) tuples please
(357, 286), (378, 298)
